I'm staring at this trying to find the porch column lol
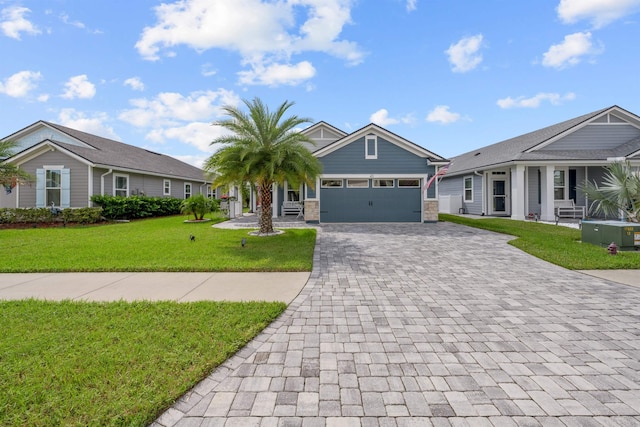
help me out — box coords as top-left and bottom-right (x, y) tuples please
(272, 183), (278, 218)
(540, 166), (555, 221)
(511, 164), (526, 220)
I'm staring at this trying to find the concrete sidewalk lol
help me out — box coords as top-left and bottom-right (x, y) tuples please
(0, 272), (310, 303)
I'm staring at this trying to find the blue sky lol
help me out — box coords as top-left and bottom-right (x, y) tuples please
(1, 0), (640, 166)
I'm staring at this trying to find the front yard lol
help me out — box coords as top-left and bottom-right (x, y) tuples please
(0, 215), (315, 426)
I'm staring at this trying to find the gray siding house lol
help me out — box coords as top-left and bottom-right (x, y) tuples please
(1, 121), (210, 209)
(266, 121), (448, 223)
(438, 106), (640, 221)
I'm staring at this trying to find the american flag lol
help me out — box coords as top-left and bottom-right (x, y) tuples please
(424, 163), (450, 190)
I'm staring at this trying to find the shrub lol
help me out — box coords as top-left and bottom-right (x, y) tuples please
(181, 194), (219, 220)
(0, 208), (102, 225)
(90, 195), (183, 220)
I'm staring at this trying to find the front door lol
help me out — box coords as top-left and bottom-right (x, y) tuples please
(489, 171), (510, 216)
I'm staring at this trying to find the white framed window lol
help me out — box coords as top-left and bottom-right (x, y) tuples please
(45, 169), (62, 206)
(347, 179), (369, 188)
(398, 179), (420, 188)
(554, 169), (566, 200)
(163, 179), (171, 196)
(373, 179), (394, 188)
(206, 185), (213, 198)
(365, 135), (377, 159)
(286, 183), (302, 201)
(114, 174), (129, 197)
(464, 176), (473, 202)
(184, 182), (192, 199)
(321, 179), (343, 188)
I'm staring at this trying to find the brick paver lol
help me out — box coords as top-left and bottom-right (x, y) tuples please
(153, 223), (640, 427)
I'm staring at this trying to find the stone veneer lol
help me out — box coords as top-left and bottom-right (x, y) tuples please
(423, 200), (438, 222)
(304, 200), (319, 222)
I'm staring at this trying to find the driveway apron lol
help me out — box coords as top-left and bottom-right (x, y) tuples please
(154, 223), (640, 427)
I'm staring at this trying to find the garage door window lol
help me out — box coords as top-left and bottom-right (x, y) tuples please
(373, 179), (394, 188)
(347, 179), (369, 188)
(321, 179), (343, 188)
(398, 179), (420, 188)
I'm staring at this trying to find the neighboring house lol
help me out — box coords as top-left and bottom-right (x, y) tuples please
(438, 105), (640, 221)
(0, 121), (210, 209)
(264, 121), (448, 223)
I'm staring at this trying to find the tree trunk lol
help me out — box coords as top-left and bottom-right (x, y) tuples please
(259, 181), (274, 234)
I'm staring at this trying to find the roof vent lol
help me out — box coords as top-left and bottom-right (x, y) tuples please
(474, 152), (481, 156)
(144, 149), (162, 156)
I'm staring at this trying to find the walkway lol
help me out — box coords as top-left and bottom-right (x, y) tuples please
(153, 222), (640, 427)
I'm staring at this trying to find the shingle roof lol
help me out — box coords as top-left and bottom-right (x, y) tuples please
(42, 122), (207, 181)
(445, 107), (613, 176)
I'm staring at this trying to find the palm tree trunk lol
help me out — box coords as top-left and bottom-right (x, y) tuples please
(259, 181), (274, 234)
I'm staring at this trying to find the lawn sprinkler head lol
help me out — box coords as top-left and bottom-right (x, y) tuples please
(190, 234), (195, 242)
(241, 238), (247, 247)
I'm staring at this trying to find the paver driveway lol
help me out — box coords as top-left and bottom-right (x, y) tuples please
(154, 223), (640, 427)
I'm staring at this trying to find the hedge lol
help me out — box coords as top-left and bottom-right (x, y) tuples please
(0, 207), (103, 224)
(90, 195), (183, 220)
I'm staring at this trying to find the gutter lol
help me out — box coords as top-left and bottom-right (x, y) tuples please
(100, 169), (113, 196)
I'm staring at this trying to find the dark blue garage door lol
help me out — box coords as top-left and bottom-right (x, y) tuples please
(320, 179), (422, 222)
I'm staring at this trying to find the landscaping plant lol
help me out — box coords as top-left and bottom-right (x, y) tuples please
(180, 193), (219, 220)
(581, 161), (640, 222)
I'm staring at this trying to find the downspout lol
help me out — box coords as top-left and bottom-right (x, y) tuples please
(100, 169), (113, 196)
(474, 171), (485, 215)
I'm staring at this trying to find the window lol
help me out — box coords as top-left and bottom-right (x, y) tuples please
(286, 184), (302, 201)
(554, 169), (566, 200)
(184, 183), (192, 199)
(206, 185), (213, 198)
(46, 169), (61, 206)
(321, 179), (343, 188)
(365, 135), (377, 159)
(398, 179), (420, 188)
(373, 179), (394, 188)
(163, 179), (171, 196)
(347, 179), (369, 188)
(114, 174), (129, 197)
(464, 176), (473, 202)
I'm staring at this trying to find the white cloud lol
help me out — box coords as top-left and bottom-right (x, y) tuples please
(148, 122), (230, 153)
(426, 105), (461, 124)
(237, 61), (316, 86)
(124, 77), (145, 91)
(496, 92), (576, 109)
(369, 109), (414, 126)
(119, 89), (240, 128)
(0, 70), (42, 98)
(542, 31), (602, 69)
(445, 34), (484, 73)
(62, 75), (96, 99)
(57, 109), (120, 141)
(60, 13), (85, 29)
(1, 6), (40, 39)
(135, 0), (364, 85)
(172, 153), (211, 168)
(201, 63), (217, 77)
(406, 0), (418, 12)
(557, 0), (640, 28)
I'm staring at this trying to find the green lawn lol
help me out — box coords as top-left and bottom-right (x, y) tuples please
(0, 215), (316, 272)
(440, 213), (640, 270)
(0, 299), (286, 427)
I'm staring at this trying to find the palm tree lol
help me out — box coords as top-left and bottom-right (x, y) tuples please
(581, 161), (640, 222)
(0, 140), (32, 187)
(204, 98), (322, 234)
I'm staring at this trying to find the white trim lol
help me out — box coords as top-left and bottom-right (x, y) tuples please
(321, 173), (425, 178)
(1, 121), (95, 149)
(113, 173), (129, 197)
(365, 135), (377, 159)
(553, 167), (568, 201)
(320, 178), (343, 188)
(347, 178), (370, 188)
(184, 182), (192, 199)
(463, 176), (473, 203)
(163, 179), (171, 196)
(88, 166), (93, 204)
(372, 178), (395, 188)
(13, 142), (92, 167)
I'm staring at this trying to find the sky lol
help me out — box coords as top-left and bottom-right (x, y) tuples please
(1, 0), (640, 167)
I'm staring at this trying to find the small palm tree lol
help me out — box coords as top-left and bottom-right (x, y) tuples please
(581, 161), (640, 222)
(1, 140), (32, 187)
(181, 194), (217, 221)
(204, 98), (322, 234)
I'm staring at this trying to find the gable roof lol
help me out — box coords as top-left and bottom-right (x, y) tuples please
(445, 106), (640, 176)
(312, 122), (448, 162)
(300, 121), (348, 152)
(5, 121), (207, 182)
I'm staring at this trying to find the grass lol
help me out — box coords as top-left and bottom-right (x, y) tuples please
(0, 299), (287, 427)
(0, 215), (316, 272)
(440, 213), (640, 270)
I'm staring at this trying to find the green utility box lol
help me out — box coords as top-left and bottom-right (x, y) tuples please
(582, 220), (640, 251)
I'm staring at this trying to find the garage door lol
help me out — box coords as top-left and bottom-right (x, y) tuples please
(319, 178), (422, 222)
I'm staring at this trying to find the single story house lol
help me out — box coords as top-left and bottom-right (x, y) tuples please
(262, 121), (448, 223)
(1, 121), (211, 209)
(438, 105), (640, 221)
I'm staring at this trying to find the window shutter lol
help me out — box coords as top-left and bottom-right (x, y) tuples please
(61, 169), (71, 208)
(36, 169), (45, 207)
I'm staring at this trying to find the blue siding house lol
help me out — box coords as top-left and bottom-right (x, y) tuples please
(438, 106), (640, 221)
(267, 122), (448, 223)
